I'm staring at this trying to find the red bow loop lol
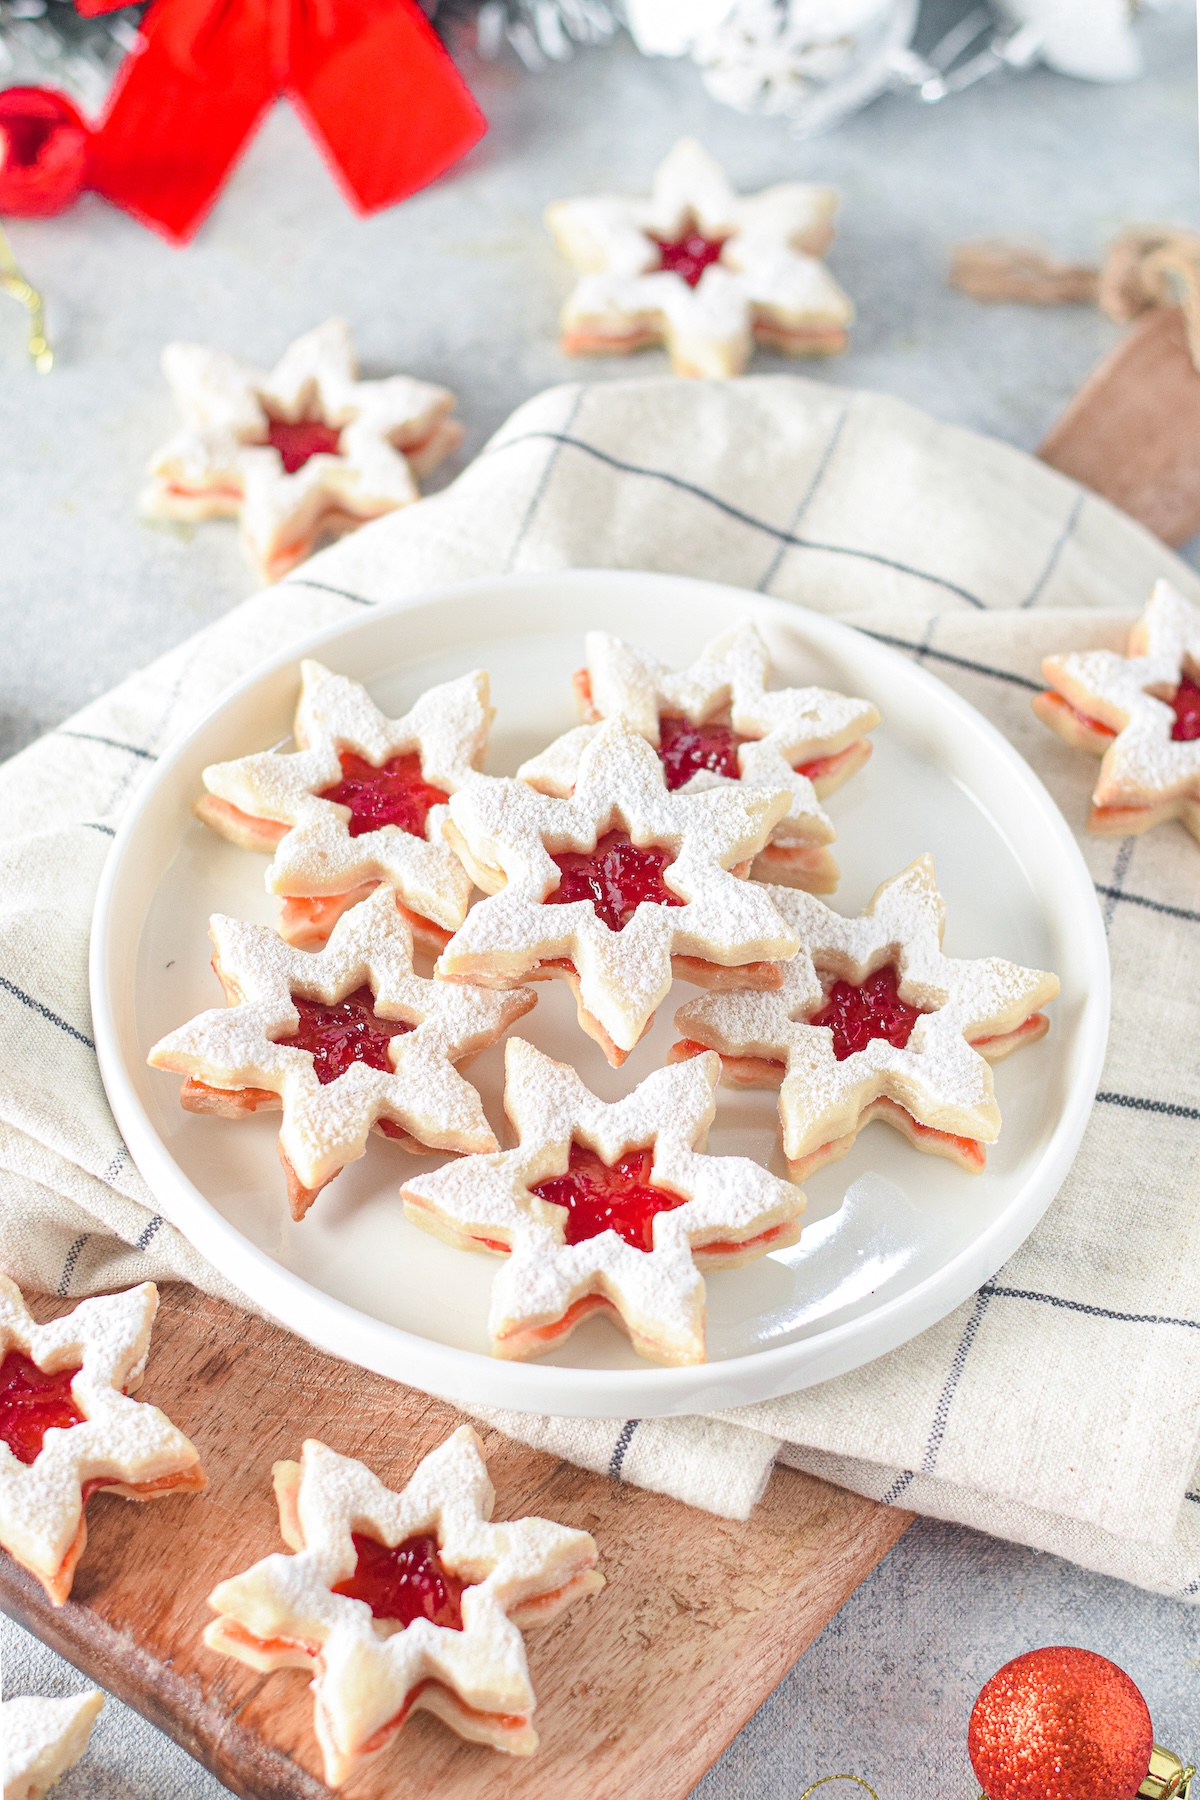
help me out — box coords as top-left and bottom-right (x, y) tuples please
(85, 0), (485, 242)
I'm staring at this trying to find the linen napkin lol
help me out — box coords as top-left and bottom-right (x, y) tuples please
(4, 373), (1200, 1598)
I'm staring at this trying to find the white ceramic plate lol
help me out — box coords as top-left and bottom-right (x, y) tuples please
(91, 571), (1109, 1419)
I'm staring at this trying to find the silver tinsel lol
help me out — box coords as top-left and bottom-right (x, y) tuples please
(430, 0), (621, 70)
(0, 0), (143, 112)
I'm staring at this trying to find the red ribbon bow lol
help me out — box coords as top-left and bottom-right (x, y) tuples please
(77, 0), (486, 242)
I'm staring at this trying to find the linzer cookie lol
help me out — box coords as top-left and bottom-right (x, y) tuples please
(672, 857), (1058, 1181)
(0, 1277), (205, 1606)
(147, 887), (534, 1220)
(1034, 579), (1200, 842)
(519, 621), (879, 892)
(545, 137), (852, 378)
(2, 1690), (104, 1800)
(205, 1426), (603, 1786)
(402, 1038), (805, 1366)
(141, 318), (462, 581)
(437, 716), (799, 1065)
(197, 658), (490, 950)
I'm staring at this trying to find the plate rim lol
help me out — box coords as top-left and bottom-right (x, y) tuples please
(90, 568), (1111, 1418)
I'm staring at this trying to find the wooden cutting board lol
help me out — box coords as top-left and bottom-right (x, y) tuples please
(0, 1283), (911, 1800)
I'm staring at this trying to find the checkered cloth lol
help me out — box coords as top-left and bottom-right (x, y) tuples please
(5, 374), (1200, 1596)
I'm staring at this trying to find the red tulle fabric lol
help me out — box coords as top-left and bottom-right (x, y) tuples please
(74, 0), (485, 242)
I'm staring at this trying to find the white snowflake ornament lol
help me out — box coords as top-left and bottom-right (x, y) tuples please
(1034, 580), (1200, 845)
(402, 1039), (805, 1365)
(198, 659), (492, 951)
(205, 1426), (603, 1787)
(672, 857), (1059, 1180)
(519, 622), (879, 892)
(437, 715), (800, 1065)
(545, 137), (852, 377)
(2, 1691), (104, 1800)
(148, 886), (535, 1220)
(0, 1278), (205, 1607)
(142, 318), (463, 582)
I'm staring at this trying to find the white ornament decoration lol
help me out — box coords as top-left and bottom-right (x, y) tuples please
(205, 1427), (603, 1786)
(997, 0), (1143, 82)
(142, 318), (462, 582)
(402, 1038), (806, 1365)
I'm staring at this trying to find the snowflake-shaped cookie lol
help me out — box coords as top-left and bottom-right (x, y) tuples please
(148, 886), (535, 1220)
(1034, 579), (1200, 843)
(519, 622), (879, 892)
(402, 1038), (805, 1366)
(198, 659), (491, 951)
(141, 318), (463, 581)
(0, 1278), (205, 1607)
(205, 1425), (603, 1787)
(437, 716), (799, 1064)
(2, 1690), (104, 1800)
(544, 136), (853, 378)
(672, 857), (1059, 1180)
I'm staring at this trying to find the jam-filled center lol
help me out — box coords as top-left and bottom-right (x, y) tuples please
(809, 964), (926, 1061)
(547, 829), (685, 933)
(657, 714), (746, 790)
(0, 1351), (85, 1465)
(281, 986), (412, 1085)
(317, 750), (449, 839)
(332, 1530), (466, 1630)
(531, 1141), (686, 1251)
(1171, 671), (1200, 741)
(265, 415), (343, 474)
(649, 225), (727, 288)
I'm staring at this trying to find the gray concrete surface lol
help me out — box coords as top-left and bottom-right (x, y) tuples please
(2, 5), (1199, 1795)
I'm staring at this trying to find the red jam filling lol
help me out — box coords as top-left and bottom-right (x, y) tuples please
(657, 713), (745, 789)
(0, 1351), (84, 1465)
(531, 1142), (686, 1251)
(265, 416), (342, 474)
(1171, 672), (1200, 741)
(281, 985), (412, 1085)
(547, 829), (684, 932)
(318, 750), (449, 839)
(649, 228), (726, 287)
(333, 1531), (466, 1630)
(810, 964), (926, 1061)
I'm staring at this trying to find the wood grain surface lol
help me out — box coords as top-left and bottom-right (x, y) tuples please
(0, 1283), (911, 1800)
(1039, 305), (1200, 547)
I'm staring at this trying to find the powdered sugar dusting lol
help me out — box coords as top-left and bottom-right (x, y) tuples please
(205, 1425), (601, 1782)
(439, 716), (799, 1054)
(674, 856), (1059, 1163)
(545, 138), (853, 378)
(148, 886), (534, 1194)
(401, 1039), (806, 1366)
(201, 659), (491, 931)
(0, 1277), (202, 1596)
(142, 319), (462, 580)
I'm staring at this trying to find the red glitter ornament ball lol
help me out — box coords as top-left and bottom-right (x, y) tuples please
(0, 87), (90, 217)
(969, 1647), (1154, 1800)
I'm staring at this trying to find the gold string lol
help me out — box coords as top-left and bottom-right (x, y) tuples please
(798, 1779), (881, 1800)
(0, 223), (53, 373)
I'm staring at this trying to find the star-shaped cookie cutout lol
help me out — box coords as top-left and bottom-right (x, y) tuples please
(519, 622), (879, 893)
(1034, 579), (1200, 843)
(402, 1038), (805, 1366)
(2, 1690), (104, 1800)
(147, 886), (535, 1220)
(198, 658), (492, 952)
(672, 857), (1059, 1180)
(437, 716), (799, 1064)
(141, 318), (463, 581)
(0, 1277), (205, 1607)
(545, 136), (853, 377)
(205, 1425), (603, 1787)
